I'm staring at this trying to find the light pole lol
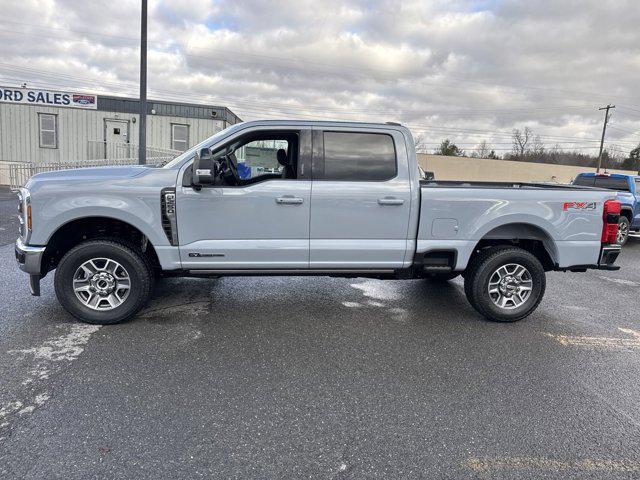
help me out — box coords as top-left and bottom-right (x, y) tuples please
(138, 0), (147, 165)
(596, 104), (615, 173)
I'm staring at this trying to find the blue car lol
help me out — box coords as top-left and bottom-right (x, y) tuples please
(573, 172), (640, 245)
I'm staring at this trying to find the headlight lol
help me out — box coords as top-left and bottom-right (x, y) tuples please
(17, 188), (31, 240)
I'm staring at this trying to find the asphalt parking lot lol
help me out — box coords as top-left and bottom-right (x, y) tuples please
(0, 187), (18, 247)
(1, 188), (639, 479)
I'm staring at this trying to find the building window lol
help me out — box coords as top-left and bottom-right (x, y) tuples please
(39, 113), (58, 149)
(171, 124), (189, 151)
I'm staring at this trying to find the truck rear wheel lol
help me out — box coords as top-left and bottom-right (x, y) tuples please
(54, 240), (154, 325)
(464, 246), (546, 322)
(617, 216), (630, 246)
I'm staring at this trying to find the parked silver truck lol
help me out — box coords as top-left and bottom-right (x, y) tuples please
(15, 120), (622, 324)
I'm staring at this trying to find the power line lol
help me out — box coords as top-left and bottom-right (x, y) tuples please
(3, 71), (639, 150)
(0, 65), (619, 130)
(1, 20), (640, 107)
(4, 72), (639, 150)
(608, 125), (640, 136)
(2, 63), (639, 149)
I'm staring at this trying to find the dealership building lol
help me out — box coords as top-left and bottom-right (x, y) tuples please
(0, 85), (242, 170)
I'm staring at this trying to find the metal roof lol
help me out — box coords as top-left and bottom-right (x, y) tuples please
(97, 95), (242, 124)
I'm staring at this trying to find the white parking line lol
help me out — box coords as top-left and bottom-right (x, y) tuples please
(597, 275), (640, 287)
(545, 328), (640, 349)
(1, 323), (101, 436)
(467, 456), (640, 474)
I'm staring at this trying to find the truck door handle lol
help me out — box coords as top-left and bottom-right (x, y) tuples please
(275, 196), (304, 205)
(377, 197), (404, 206)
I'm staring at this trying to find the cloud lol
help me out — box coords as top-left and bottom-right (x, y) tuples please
(0, 0), (639, 154)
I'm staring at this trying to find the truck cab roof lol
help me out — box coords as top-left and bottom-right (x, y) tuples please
(234, 119), (407, 130)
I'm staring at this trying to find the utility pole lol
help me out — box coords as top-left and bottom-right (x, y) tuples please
(596, 104), (615, 173)
(138, 0), (147, 165)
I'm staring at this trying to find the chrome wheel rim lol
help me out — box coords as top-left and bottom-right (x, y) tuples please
(617, 221), (628, 244)
(73, 258), (131, 311)
(488, 263), (533, 310)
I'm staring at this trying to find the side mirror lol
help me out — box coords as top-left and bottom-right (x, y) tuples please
(192, 147), (216, 186)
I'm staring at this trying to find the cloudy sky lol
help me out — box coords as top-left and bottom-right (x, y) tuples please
(1, 0), (639, 156)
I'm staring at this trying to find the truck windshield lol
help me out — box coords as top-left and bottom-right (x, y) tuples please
(161, 123), (245, 168)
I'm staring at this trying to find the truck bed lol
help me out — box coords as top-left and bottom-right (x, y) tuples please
(417, 182), (617, 271)
(420, 180), (603, 190)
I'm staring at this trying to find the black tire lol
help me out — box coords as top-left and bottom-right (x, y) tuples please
(617, 216), (630, 246)
(54, 239), (154, 325)
(424, 272), (460, 281)
(463, 246), (546, 322)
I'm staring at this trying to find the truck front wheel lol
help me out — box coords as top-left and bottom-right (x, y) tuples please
(54, 240), (154, 325)
(464, 246), (546, 322)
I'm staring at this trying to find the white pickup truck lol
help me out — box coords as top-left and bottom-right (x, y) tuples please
(15, 120), (622, 325)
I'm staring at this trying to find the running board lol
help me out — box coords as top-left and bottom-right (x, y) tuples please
(186, 268), (396, 278)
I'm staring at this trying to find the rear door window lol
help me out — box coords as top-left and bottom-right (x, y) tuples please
(573, 176), (595, 187)
(594, 176), (630, 191)
(322, 132), (396, 181)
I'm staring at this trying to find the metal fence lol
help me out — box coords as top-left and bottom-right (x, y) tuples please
(1, 156), (176, 190)
(0, 141), (182, 190)
(87, 141), (181, 161)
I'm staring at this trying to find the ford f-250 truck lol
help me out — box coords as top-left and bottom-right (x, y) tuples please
(15, 120), (622, 325)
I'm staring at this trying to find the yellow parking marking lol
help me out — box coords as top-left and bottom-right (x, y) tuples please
(467, 456), (640, 474)
(544, 328), (640, 349)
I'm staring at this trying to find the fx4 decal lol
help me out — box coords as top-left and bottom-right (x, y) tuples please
(563, 201), (596, 211)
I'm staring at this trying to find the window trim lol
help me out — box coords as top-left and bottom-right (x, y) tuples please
(313, 130), (398, 182)
(38, 113), (58, 149)
(181, 129), (311, 188)
(171, 123), (189, 151)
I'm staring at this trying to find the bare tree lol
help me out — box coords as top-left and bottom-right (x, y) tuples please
(414, 134), (428, 154)
(532, 134), (545, 156)
(512, 127), (532, 156)
(474, 140), (493, 158)
(607, 143), (625, 167)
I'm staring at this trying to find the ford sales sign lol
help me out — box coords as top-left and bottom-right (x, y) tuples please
(0, 86), (97, 110)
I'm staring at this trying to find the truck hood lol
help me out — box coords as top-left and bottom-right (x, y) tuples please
(26, 165), (151, 185)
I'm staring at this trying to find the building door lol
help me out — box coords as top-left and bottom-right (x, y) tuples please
(103, 119), (130, 159)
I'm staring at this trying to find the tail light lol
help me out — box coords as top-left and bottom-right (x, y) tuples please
(601, 199), (620, 244)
